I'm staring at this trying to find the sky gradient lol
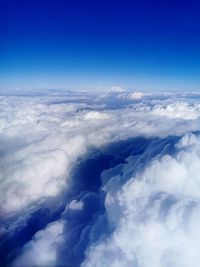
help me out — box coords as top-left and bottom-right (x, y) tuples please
(1, 0), (200, 91)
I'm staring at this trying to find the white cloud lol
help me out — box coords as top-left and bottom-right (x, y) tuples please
(152, 102), (200, 119)
(99, 85), (125, 93)
(67, 200), (84, 211)
(129, 91), (145, 99)
(117, 91), (151, 100)
(1, 94), (200, 217)
(13, 220), (64, 267)
(82, 133), (200, 267)
(84, 111), (110, 120)
(2, 91), (200, 266)
(105, 86), (125, 92)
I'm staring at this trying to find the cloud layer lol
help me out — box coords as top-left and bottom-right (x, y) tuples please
(82, 133), (200, 267)
(1, 90), (200, 266)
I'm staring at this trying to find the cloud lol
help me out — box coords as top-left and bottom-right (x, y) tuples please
(1, 95), (200, 217)
(129, 91), (146, 99)
(2, 90), (200, 266)
(117, 91), (150, 100)
(109, 86), (125, 92)
(67, 200), (84, 211)
(152, 102), (200, 119)
(84, 111), (110, 120)
(82, 133), (200, 267)
(13, 220), (64, 267)
(100, 86), (126, 92)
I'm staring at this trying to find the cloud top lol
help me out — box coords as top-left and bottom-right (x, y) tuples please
(1, 90), (200, 267)
(82, 133), (200, 267)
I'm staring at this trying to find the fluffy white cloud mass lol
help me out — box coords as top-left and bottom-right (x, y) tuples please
(82, 133), (200, 267)
(13, 220), (64, 267)
(1, 90), (200, 267)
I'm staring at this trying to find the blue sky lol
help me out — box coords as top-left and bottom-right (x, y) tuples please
(1, 0), (200, 91)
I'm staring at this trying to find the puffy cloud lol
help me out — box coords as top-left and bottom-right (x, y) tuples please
(103, 86), (125, 92)
(129, 91), (146, 99)
(84, 111), (110, 120)
(67, 200), (84, 211)
(82, 133), (200, 267)
(13, 220), (64, 267)
(117, 91), (149, 100)
(2, 90), (200, 266)
(1, 95), (200, 216)
(152, 102), (200, 119)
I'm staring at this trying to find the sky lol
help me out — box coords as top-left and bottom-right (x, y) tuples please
(1, 0), (200, 91)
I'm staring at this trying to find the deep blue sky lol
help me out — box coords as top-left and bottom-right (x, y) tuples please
(1, 0), (200, 91)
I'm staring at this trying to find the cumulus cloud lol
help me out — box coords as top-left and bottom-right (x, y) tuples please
(84, 111), (110, 120)
(117, 91), (150, 100)
(2, 90), (200, 267)
(129, 91), (146, 99)
(152, 102), (200, 119)
(104, 86), (125, 92)
(82, 133), (200, 267)
(67, 200), (84, 211)
(13, 220), (64, 267)
(0, 98), (199, 213)
(117, 91), (152, 100)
